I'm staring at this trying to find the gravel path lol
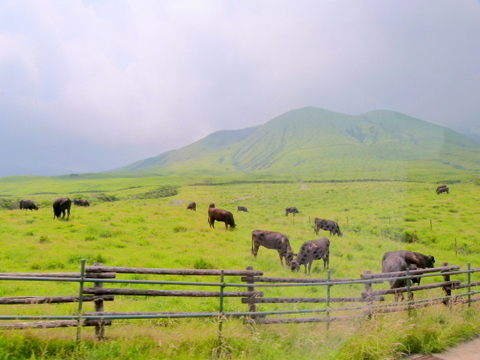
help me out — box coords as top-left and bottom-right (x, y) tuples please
(408, 337), (480, 360)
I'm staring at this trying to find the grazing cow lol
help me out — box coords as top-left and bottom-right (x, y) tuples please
(73, 199), (90, 207)
(436, 185), (449, 195)
(382, 255), (417, 302)
(53, 198), (72, 220)
(251, 230), (294, 266)
(314, 218), (343, 236)
(208, 203), (236, 229)
(19, 199), (39, 211)
(285, 207), (299, 216)
(237, 206), (248, 212)
(290, 238), (330, 274)
(186, 202), (196, 211)
(382, 250), (435, 276)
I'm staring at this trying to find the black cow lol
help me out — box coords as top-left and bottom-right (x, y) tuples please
(382, 250), (435, 301)
(285, 207), (299, 216)
(19, 199), (39, 211)
(382, 250), (435, 274)
(382, 255), (417, 302)
(251, 230), (294, 266)
(237, 206), (248, 212)
(290, 238), (330, 274)
(436, 185), (449, 195)
(187, 202), (196, 211)
(73, 199), (90, 207)
(208, 203), (236, 230)
(53, 198), (72, 220)
(314, 218), (342, 236)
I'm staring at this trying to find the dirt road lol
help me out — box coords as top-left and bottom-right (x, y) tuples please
(408, 337), (480, 360)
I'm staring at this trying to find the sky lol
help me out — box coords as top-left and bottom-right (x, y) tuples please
(1, 0), (479, 177)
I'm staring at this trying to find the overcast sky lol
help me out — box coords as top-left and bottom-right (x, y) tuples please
(1, 1), (479, 177)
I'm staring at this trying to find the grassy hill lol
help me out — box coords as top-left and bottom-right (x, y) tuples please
(110, 107), (480, 182)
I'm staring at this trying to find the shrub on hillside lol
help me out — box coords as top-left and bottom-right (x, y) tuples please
(95, 193), (119, 202)
(0, 198), (17, 210)
(136, 186), (178, 199)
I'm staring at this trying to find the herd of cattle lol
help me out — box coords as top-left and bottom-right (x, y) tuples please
(17, 184), (446, 301)
(199, 200), (436, 301)
(19, 197), (90, 219)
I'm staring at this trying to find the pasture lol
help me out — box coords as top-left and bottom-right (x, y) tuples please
(0, 179), (479, 359)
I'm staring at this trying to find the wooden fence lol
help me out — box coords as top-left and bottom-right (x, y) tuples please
(0, 262), (479, 341)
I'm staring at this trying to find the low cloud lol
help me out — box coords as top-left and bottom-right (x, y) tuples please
(1, 0), (479, 176)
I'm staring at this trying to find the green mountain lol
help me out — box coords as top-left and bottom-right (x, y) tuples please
(112, 107), (480, 181)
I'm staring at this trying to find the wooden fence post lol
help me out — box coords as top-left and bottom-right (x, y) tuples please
(467, 263), (472, 307)
(362, 270), (373, 319)
(245, 266), (257, 323)
(441, 262), (452, 307)
(406, 268), (412, 316)
(92, 263), (106, 340)
(326, 270), (331, 332)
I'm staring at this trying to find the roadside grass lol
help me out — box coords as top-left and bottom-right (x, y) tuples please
(0, 179), (479, 358)
(0, 305), (479, 359)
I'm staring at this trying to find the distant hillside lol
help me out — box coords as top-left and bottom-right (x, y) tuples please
(111, 107), (480, 181)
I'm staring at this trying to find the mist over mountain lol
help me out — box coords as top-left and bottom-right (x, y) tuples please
(111, 107), (480, 181)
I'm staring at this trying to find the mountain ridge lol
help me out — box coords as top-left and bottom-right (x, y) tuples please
(110, 107), (480, 181)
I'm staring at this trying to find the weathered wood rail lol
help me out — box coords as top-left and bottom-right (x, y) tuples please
(0, 262), (478, 340)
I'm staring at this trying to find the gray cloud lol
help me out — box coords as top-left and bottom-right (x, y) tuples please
(0, 0), (479, 177)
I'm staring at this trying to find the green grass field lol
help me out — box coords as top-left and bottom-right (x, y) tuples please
(0, 178), (479, 359)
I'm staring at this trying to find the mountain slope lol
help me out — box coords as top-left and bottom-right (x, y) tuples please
(111, 107), (480, 181)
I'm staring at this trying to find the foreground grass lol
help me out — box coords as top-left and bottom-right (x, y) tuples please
(0, 304), (479, 359)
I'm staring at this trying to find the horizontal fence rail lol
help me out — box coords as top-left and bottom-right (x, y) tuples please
(0, 262), (478, 341)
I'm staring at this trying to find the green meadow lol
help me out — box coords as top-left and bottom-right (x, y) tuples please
(0, 177), (480, 359)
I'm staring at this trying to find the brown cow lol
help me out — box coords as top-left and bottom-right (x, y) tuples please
(187, 202), (196, 211)
(208, 203), (236, 230)
(251, 230), (294, 265)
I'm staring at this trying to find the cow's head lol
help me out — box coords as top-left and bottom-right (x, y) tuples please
(290, 260), (300, 272)
(426, 255), (435, 268)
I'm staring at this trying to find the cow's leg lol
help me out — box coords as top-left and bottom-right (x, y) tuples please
(278, 251), (284, 266)
(305, 261), (311, 274)
(67, 208), (70, 219)
(252, 245), (259, 258)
